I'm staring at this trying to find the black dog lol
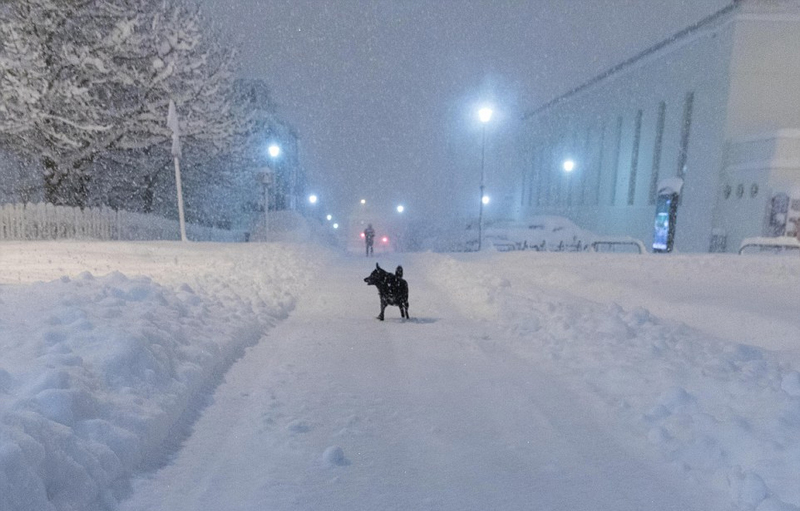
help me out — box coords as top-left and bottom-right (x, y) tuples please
(363, 263), (409, 321)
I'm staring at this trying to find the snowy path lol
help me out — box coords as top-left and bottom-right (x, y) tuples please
(121, 255), (726, 511)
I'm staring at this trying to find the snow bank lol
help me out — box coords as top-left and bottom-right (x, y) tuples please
(484, 216), (598, 252)
(414, 215), (597, 253)
(0, 242), (323, 511)
(425, 254), (800, 510)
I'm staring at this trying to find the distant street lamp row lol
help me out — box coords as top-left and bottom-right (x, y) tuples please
(269, 112), (577, 246)
(359, 198), (406, 213)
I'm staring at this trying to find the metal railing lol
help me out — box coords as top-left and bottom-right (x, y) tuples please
(738, 237), (800, 255)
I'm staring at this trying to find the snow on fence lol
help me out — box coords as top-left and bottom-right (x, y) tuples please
(738, 236), (800, 255)
(0, 203), (245, 242)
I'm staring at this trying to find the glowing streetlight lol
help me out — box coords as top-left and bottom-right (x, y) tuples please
(326, 214), (332, 221)
(563, 159), (576, 172)
(477, 106), (493, 251)
(360, 199), (366, 205)
(333, 223), (339, 229)
(261, 143), (282, 241)
(397, 205), (405, 213)
(482, 195), (490, 205)
(308, 194), (318, 204)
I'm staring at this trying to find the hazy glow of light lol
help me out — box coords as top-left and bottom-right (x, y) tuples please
(360, 232), (365, 238)
(333, 223), (339, 229)
(482, 195), (490, 205)
(360, 199), (366, 204)
(397, 205), (404, 213)
(326, 214), (332, 221)
(268, 144), (280, 158)
(382, 236), (389, 243)
(478, 107), (493, 123)
(308, 194), (318, 204)
(563, 159), (576, 172)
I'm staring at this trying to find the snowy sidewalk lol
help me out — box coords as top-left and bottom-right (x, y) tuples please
(121, 255), (724, 511)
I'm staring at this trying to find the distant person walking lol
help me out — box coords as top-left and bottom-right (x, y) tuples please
(364, 224), (375, 256)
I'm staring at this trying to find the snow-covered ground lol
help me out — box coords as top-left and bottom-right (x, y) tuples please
(1, 240), (799, 510)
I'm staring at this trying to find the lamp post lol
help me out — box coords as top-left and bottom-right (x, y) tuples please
(477, 107), (493, 251)
(263, 144), (280, 240)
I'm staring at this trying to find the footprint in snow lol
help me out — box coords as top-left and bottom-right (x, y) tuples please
(287, 419), (313, 433)
(322, 446), (349, 467)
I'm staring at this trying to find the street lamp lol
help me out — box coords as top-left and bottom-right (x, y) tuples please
(397, 205), (405, 213)
(477, 106), (493, 251)
(308, 194), (318, 204)
(563, 159), (575, 172)
(262, 143), (281, 241)
(326, 214), (332, 221)
(482, 195), (490, 205)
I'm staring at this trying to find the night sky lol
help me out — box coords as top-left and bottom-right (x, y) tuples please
(200, 0), (730, 222)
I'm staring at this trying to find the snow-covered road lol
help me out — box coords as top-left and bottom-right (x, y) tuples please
(121, 255), (726, 511)
(4, 242), (798, 511)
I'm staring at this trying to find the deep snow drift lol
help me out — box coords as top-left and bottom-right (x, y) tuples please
(0, 242), (321, 510)
(1, 240), (799, 511)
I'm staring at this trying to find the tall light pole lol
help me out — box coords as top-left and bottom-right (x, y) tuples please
(264, 144), (280, 240)
(477, 107), (493, 251)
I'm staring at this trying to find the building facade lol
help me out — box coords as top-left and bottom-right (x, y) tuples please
(520, 0), (800, 252)
(231, 79), (307, 235)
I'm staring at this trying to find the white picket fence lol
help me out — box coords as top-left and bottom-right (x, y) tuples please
(0, 203), (245, 242)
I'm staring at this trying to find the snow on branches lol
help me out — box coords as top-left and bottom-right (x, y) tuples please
(0, 0), (245, 207)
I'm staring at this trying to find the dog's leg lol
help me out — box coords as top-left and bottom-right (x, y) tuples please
(378, 302), (385, 321)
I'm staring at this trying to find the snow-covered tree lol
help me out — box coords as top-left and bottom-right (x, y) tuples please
(0, 0), (244, 207)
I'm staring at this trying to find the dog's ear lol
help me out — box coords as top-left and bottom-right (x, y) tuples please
(376, 263), (380, 270)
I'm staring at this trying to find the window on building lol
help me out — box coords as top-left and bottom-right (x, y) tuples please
(566, 133), (575, 208)
(677, 91), (694, 180)
(520, 159), (528, 209)
(594, 121), (606, 206)
(555, 140), (564, 206)
(628, 109), (643, 206)
(527, 146), (537, 207)
(610, 116), (623, 205)
(580, 127), (591, 206)
(534, 147), (541, 206)
(537, 146), (547, 206)
(542, 146), (552, 206)
(649, 101), (666, 205)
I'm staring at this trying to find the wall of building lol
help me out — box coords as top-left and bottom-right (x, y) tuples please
(725, 5), (800, 139)
(716, 131), (800, 250)
(710, 6), (800, 250)
(522, 9), (739, 252)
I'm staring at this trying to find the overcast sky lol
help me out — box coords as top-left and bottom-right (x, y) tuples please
(200, 0), (731, 223)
